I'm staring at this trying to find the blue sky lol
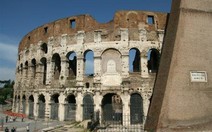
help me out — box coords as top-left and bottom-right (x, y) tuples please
(0, 0), (172, 81)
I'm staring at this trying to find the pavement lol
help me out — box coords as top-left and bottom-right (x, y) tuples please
(0, 112), (65, 132)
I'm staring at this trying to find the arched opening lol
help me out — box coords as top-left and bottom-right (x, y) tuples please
(130, 93), (143, 124)
(65, 94), (76, 121)
(50, 93), (60, 120)
(24, 61), (28, 77)
(41, 43), (48, 54)
(84, 50), (94, 76)
(85, 82), (90, 88)
(102, 93), (122, 124)
(147, 49), (160, 73)
(28, 95), (34, 118)
(20, 63), (23, 75)
(38, 94), (45, 118)
(83, 94), (94, 120)
(129, 48), (141, 72)
(52, 53), (61, 79)
(40, 57), (47, 85)
(22, 95), (26, 114)
(66, 52), (77, 79)
(31, 59), (36, 78)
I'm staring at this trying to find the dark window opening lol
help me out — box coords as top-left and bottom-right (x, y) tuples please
(29, 95), (34, 102)
(147, 16), (154, 24)
(41, 58), (47, 85)
(102, 93), (122, 123)
(51, 94), (59, 103)
(41, 43), (48, 54)
(38, 94), (45, 103)
(66, 95), (76, 104)
(31, 59), (36, 78)
(44, 27), (48, 34)
(85, 82), (90, 88)
(70, 19), (76, 28)
(147, 49), (160, 73)
(129, 48), (141, 72)
(52, 53), (61, 80)
(67, 52), (77, 79)
(28, 36), (31, 40)
(18, 55), (20, 61)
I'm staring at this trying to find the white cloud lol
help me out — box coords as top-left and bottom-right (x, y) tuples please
(0, 67), (16, 80)
(0, 42), (18, 63)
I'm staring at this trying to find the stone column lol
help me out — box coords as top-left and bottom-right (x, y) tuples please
(93, 56), (101, 83)
(45, 93), (51, 121)
(76, 55), (84, 87)
(46, 59), (53, 85)
(33, 93), (38, 119)
(121, 92), (130, 126)
(19, 95), (23, 113)
(28, 65), (34, 87)
(35, 63), (43, 86)
(139, 29), (147, 42)
(142, 92), (151, 125)
(59, 58), (69, 86)
(141, 54), (149, 78)
(121, 54), (129, 78)
(75, 92), (83, 121)
(93, 91), (103, 123)
(25, 97), (29, 116)
(15, 98), (20, 113)
(58, 93), (66, 121)
(22, 67), (27, 88)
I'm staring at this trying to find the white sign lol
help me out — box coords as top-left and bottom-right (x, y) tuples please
(190, 71), (207, 82)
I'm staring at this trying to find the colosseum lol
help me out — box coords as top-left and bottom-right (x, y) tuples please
(12, 10), (167, 127)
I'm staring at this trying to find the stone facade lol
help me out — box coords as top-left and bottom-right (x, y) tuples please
(13, 10), (167, 126)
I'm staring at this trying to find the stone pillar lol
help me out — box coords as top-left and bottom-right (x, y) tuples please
(59, 58), (69, 86)
(25, 97), (29, 117)
(94, 30), (102, 43)
(77, 31), (85, 45)
(58, 93), (66, 121)
(142, 93), (151, 125)
(15, 98), (20, 113)
(35, 63), (43, 86)
(93, 56), (101, 83)
(76, 55), (84, 87)
(45, 93), (51, 121)
(75, 92), (83, 121)
(121, 54), (129, 78)
(28, 65), (34, 87)
(121, 92), (130, 126)
(120, 28), (129, 41)
(141, 54), (149, 78)
(46, 59), (53, 85)
(22, 68), (27, 88)
(19, 95), (23, 113)
(139, 29), (147, 42)
(33, 93), (38, 119)
(93, 91), (103, 123)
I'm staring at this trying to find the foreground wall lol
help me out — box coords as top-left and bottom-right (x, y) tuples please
(145, 0), (212, 131)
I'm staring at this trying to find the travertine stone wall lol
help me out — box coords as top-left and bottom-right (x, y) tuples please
(13, 10), (167, 126)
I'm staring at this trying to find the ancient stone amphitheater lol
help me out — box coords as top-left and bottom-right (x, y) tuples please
(13, 10), (167, 126)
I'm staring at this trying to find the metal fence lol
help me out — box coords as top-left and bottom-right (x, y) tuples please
(87, 113), (148, 132)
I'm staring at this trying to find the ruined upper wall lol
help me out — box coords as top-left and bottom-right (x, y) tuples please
(18, 10), (168, 52)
